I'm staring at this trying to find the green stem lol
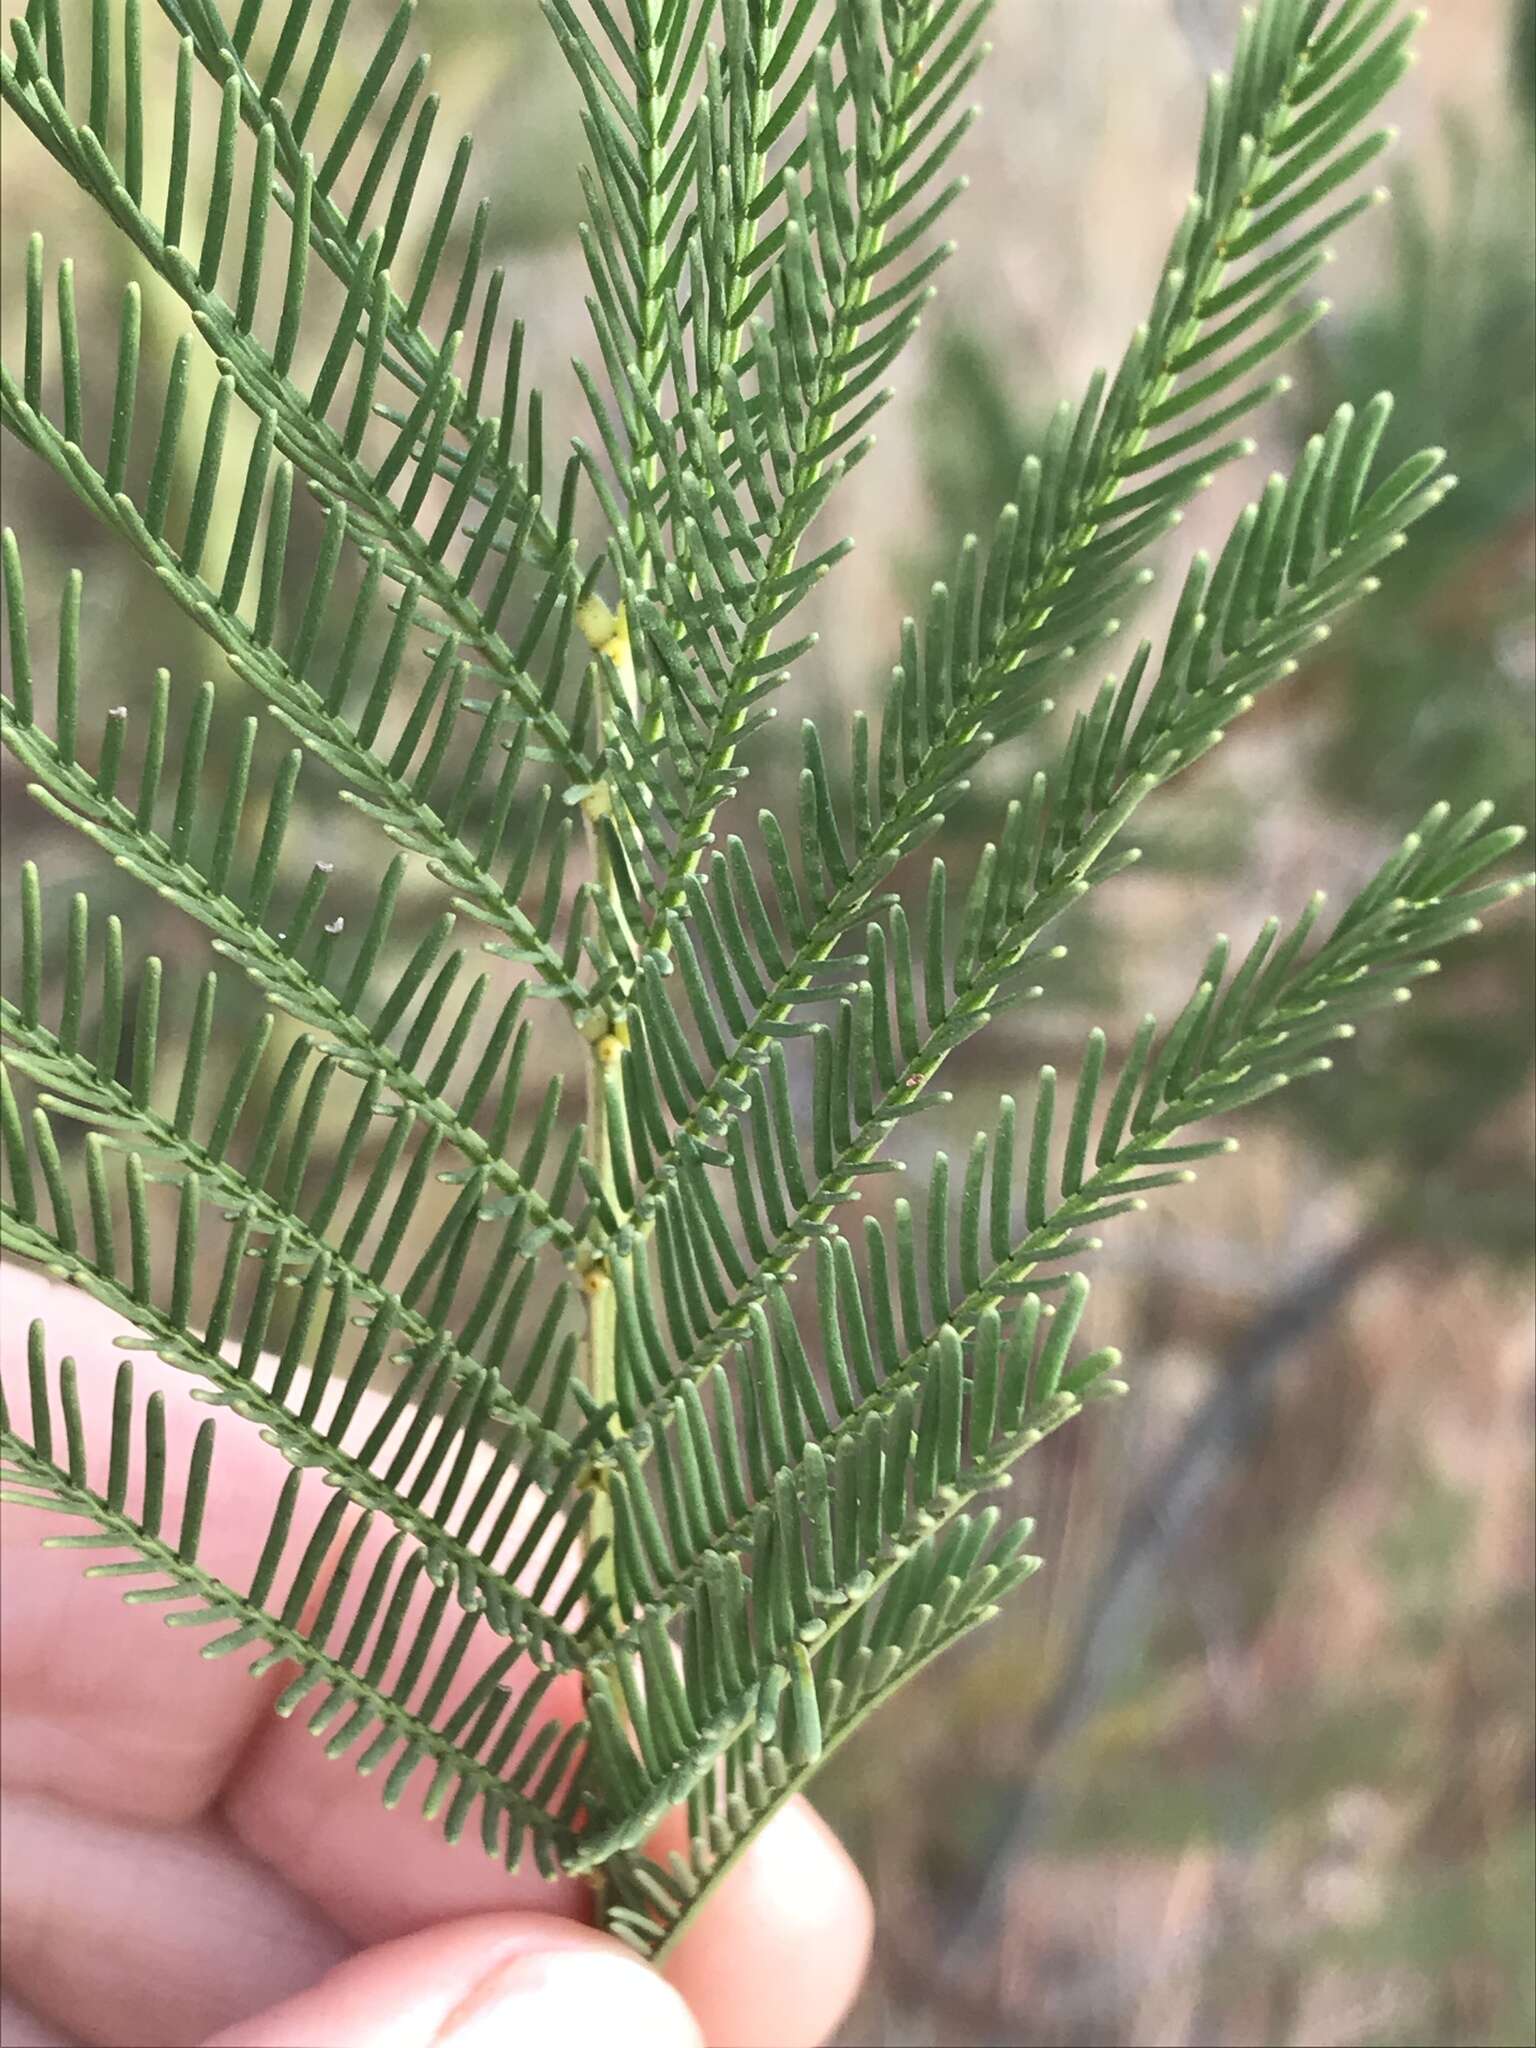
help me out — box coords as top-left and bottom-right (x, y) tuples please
(575, 606), (641, 1922)
(581, 1021), (622, 1589)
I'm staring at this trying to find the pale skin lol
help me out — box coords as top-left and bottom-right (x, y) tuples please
(0, 1266), (873, 2048)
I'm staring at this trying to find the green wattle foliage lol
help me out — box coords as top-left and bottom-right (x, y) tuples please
(0, 0), (1528, 1959)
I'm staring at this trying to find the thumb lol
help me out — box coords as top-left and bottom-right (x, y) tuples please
(203, 1914), (704, 2048)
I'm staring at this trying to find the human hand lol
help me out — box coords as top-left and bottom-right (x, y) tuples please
(0, 1266), (873, 2048)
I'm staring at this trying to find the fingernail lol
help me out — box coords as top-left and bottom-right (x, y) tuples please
(434, 1946), (704, 2048)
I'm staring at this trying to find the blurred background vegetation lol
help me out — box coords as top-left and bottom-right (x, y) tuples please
(2, 3), (1532, 2043)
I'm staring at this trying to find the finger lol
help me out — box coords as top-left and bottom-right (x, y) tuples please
(1, 1260), (588, 1942)
(1, 1267), (316, 1821)
(202, 1916), (703, 2048)
(0, 1989), (77, 2047)
(3, 1265), (590, 1930)
(0, 1786), (348, 2048)
(4, 1266), (874, 2047)
(662, 1800), (873, 2048)
(219, 1677), (587, 1946)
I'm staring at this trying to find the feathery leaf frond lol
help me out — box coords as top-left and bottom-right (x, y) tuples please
(604, 402), (1453, 1246)
(1, 0), (1527, 1963)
